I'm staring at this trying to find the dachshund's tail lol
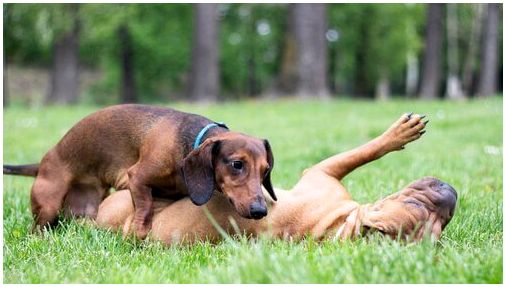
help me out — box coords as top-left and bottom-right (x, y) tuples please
(3, 164), (39, 177)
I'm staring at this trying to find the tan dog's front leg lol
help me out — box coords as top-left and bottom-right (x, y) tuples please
(310, 113), (428, 180)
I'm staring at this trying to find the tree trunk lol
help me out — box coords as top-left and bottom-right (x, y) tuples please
(405, 51), (419, 97)
(118, 24), (137, 103)
(405, 17), (419, 98)
(419, 4), (444, 99)
(476, 3), (500, 97)
(461, 4), (483, 96)
(247, 54), (259, 97)
(328, 35), (338, 94)
(188, 3), (219, 102)
(3, 4), (8, 107)
(445, 3), (465, 100)
(277, 4), (298, 95)
(46, 4), (80, 105)
(292, 4), (329, 99)
(247, 10), (259, 97)
(375, 73), (390, 101)
(354, 7), (373, 97)
(3, 50), (8, 107)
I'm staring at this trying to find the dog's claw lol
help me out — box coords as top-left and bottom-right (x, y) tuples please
(423, 120), (429, 125)
(420, 130), (426, 135)
(406, 112), (414, 119)
(420, 115), (426, 119)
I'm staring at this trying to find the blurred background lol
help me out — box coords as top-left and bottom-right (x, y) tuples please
(3, 3), (503, 107)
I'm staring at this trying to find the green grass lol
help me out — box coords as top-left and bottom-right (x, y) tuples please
(3, 97), (503, 283)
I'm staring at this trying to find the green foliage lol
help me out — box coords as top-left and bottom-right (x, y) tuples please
(3, 3), (502, 102)
(4, 4), (81, 66)
(328, 4), (425, 94)
(367, 5), (424, 81)
(80, 4), (193, 102)
(219, 4), (286, 98)
(3, 97), (503, 283)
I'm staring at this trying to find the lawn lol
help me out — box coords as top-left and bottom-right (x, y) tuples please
(3, 97), (503, 283)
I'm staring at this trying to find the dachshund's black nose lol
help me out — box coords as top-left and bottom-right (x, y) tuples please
(249, 202), (267, 219)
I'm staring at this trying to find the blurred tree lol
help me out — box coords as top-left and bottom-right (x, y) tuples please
(445, 3), (465, 100)
(3, 3), (500, 104)
(369, 5), (423, 100)
(117, 24), (136, 103)
(461, 4), (483, 96)
(477, 3), (500, 97)
(3, 48), (7, 107)
(128, 4), (192, 101)
(4, 4), (82, 104)
(327, 4), (363, 95)
(353, 6), (372, 97)
(419, 3), (444, 99)
(292, 3), (329, 99)
(277, 4), (298, 95)
(328, 4), (424, 98)
(4, 4), (53, 66)
(79, 4), (136, 104)
(188, 3), (219, 102)
(327, 26), (339, 95)
(46, 4), (80, 105)
(219, 4), (285, 98)
(80, 4), (192, 103)
(3, 5), (9, 107)
(246, 8), (259, 97)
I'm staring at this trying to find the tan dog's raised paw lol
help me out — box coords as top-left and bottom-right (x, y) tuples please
(380, 112), (428, 152)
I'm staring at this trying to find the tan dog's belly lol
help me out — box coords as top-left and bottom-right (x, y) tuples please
(97, 190), (261, 243)
(96, 187), (359, 244)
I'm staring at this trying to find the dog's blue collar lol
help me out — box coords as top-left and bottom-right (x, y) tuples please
(193, 122), (228, 150)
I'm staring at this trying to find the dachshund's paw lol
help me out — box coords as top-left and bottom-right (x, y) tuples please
(122, 219), (150, 240)
(380, 112), (428, 152)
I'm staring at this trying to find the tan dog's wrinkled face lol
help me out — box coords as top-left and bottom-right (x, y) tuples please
(361, 176), (457, 241)
(182, 132), (276, 219)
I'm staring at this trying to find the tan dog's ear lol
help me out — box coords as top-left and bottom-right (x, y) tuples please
(182, 140), (221, 206)
(263, 139), (277, 201)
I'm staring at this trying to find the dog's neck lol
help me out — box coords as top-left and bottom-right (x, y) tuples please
(179, 119), (229, 156)
(302, 204), (370, 241)
(259, 192), (363, 240)
(330, 204), (369, 240)
(195, 125), (228, 148)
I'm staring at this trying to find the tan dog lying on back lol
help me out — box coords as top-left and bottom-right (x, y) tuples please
(96, 113), (457, 243)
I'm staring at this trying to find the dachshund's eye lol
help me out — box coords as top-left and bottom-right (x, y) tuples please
(231, 160), (243, 170)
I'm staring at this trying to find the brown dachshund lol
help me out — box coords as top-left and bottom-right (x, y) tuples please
(4, 104), (277, 239)
(96, 113), (457, 243)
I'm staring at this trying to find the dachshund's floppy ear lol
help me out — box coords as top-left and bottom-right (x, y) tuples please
(182, 139), (221, 205)
(263, 139), (277, 201)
